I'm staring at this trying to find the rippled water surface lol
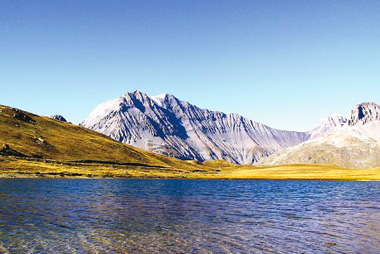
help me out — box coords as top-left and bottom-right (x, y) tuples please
(1, 180), (380, 253)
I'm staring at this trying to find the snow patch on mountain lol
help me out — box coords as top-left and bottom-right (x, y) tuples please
(151, 94), (167, 107)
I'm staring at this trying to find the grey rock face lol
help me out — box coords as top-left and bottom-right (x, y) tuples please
(81, 90), (310, 164)
(349, 102), (380, 125)
(308, 114), (348, 139)
(50, 115), (67, 122)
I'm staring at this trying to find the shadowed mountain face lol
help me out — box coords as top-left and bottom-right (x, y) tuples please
(82, 91), (310, 164)
(260, 102), (380, 169)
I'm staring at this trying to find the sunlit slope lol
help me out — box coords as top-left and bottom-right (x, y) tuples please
(260, 103), (380, 169)
(221, 164), (380, 180)
(260, 123), (380, 169)
(0, 105), (206, 170)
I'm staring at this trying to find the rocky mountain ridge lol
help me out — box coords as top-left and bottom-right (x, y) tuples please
(260, 102), (380, 168)
(308, 114), (348, 139)
(82, 90), (310, 164)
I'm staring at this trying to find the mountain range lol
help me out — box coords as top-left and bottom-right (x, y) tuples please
(81, 91), (309, 164)
(81, 91), (380, 168)
(260, 102), (380, 168)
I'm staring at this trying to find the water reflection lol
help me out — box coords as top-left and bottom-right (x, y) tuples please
(1, 179), (380, 253)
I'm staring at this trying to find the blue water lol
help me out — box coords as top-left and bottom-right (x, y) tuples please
(1, 180), (380, 253)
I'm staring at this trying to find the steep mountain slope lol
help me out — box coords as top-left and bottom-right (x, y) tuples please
(82, 91), (309, 164)
(260, 102), (380, 168)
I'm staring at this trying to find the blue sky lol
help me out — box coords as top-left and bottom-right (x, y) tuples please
(1, 0), (379, 131)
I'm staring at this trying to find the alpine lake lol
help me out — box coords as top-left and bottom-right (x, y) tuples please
(1, 179), (380, 253)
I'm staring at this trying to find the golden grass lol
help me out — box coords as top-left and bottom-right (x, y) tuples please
(2, 157), (380, 180)
(219, 164), (380, 180)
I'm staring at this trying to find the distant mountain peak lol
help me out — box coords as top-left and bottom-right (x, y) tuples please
(261, 121), (380, 169)
(131, 90), (146, 96)
(308, 114), (347, 139)
(350, 102), (380, 125)
(261, 102), (380, 169)
(123, 90), (150, 102)
(319, 114), (347, 127)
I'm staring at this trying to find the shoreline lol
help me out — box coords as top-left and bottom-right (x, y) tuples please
(1, 173), (380, 181)
(2, 157), (380, 181)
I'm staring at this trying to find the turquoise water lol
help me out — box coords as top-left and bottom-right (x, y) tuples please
(1, 179), (380, 253)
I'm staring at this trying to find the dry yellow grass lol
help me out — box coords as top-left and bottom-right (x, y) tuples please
(2, 157), (380, 180)
(217, 164), (380, 180)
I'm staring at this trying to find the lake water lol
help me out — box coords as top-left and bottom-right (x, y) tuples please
(1, 180), (380, 253)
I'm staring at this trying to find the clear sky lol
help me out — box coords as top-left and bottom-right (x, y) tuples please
(1, 0), (379, 131)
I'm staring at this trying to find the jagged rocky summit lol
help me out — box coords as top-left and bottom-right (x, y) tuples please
(260, 102), (380, 169)
(349, 102), (380, 125)
(308, 114), (348, 139)
(81, 90), (309, 164)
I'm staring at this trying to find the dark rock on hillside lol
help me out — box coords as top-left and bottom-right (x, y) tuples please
(12, 109), (35, 123)
(0, 144), (28, 157)
(50, 115), (67, 122)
